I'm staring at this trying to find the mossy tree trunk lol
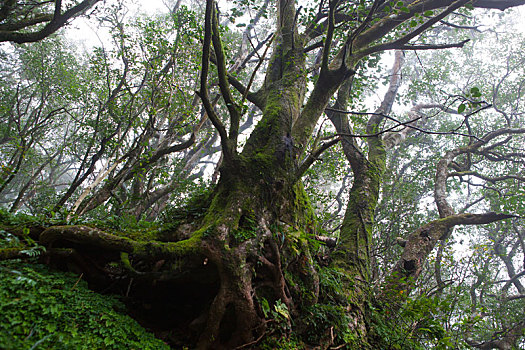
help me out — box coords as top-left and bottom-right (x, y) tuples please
(318, 51), (402, 344)
(187, 2), (327, 347)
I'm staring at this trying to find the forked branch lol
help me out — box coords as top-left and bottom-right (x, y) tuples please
(197, 0), (233, 163)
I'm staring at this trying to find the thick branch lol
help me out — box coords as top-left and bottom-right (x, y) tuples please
(0, 0), (101, 43)
(383, 212), (517, 300)
(361, 1), (469, 56)
(320, 0), (338, 72)
(0, 14), (53, 31)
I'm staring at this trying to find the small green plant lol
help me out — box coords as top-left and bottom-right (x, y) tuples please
(0, 229), (21, 249)
(1, 227), (46, 260)
(232, 213), (257, 243)
(302, 304), (353, 345)
(369, 294), (454, 350)
(258, 299), (303, 350)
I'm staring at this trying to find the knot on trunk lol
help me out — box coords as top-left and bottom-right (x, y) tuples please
(403, 259), (418, 273)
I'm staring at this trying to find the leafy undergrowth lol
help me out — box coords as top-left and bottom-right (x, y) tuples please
(0, 261), (169, 350)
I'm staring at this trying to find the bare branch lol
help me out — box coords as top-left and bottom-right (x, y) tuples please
(449, 171), (525, 183)
(295, 137), (341, 181)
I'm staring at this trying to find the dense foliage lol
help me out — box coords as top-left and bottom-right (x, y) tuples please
(0, 260), (168, 349)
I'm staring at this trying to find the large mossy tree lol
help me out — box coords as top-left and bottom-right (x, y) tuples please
(2, 0), (525, 349)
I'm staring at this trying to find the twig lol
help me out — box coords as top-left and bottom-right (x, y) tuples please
(70, 273), (83, 290)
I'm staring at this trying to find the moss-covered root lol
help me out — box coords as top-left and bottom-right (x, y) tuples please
(39, 225), (203, 259)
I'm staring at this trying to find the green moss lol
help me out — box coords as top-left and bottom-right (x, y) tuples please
(277, 227), (319, 309)
(291, 182), (316, 226)
(134, 230), (203, 257)
(118, 225), (163, 242)
(243, 67), (305, 161)
(252, 151), (275, 172)
(38, 224), (203, 259)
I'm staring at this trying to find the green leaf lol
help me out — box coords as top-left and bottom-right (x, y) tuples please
(470, 86), (481, 97)
(274, 300), (290, 320)
(458, 103), (466, 113)
(260, 297), (270, 318)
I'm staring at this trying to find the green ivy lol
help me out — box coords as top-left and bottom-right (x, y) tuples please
(0, 262), (169, 350)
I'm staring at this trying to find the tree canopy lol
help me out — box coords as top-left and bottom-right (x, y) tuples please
(1, 0), (525, 349)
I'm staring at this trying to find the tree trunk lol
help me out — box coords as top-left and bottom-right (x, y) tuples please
(181, 153), (320, 348)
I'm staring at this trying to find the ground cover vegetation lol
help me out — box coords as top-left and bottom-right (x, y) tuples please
(1, 0), (525, 348)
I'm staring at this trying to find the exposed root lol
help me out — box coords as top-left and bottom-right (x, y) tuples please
(39, 225), (203, 260)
